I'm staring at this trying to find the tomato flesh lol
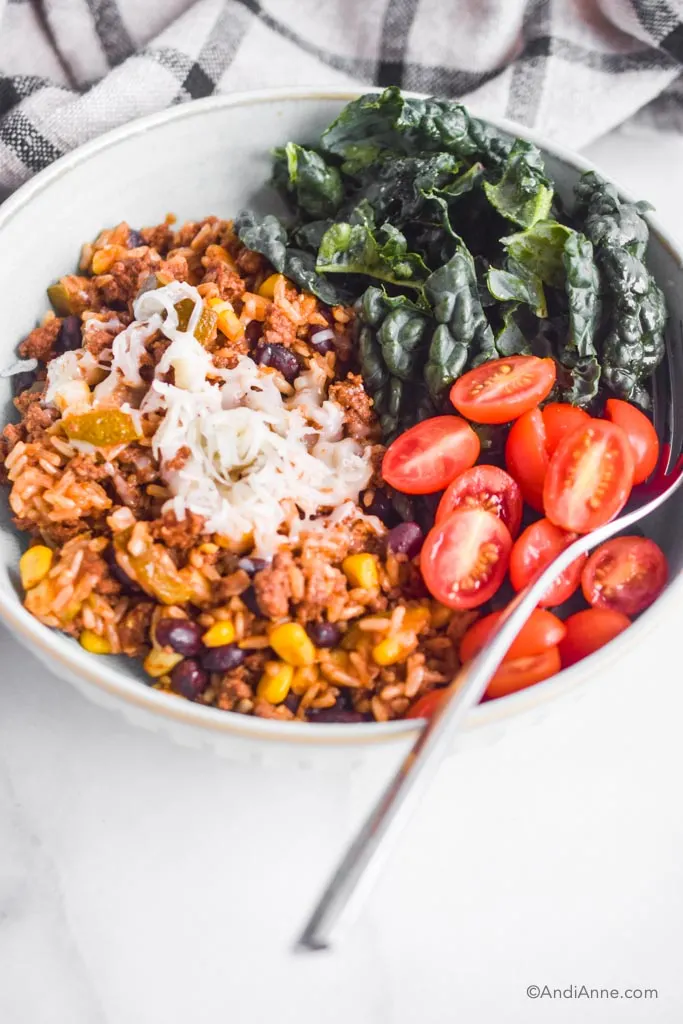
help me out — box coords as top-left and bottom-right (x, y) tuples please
(505, 407), (548, 512)
(509, 517), (587, 607)
(420, 507), (512, 610)
(543, 420), (634, 533)
(581, 536), (668, 616)
(435, 464), (523, 537)
(605, 398), (660, 485)
(559, 608), (631, 668)
(542, 403), (591, 456)
(449, 356), (556, 425)
(381, 415), (480, 495)
(406, 689), (445, 720)
(484, 646), (561, 700)
(459, 608), (566, 663)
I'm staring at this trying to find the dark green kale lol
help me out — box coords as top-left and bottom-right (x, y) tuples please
(494, 305), (532, 356)
(574, 171), (649, 259)
(272, 143), (344, 219)
(562, 231), (600, 359)
(316, 220), (429, 290)
(483, 141), (553, 228)
(346, 152), (462, 224)
(423, 239), (496, 399)
(487, 260), (547, 318)
(501, 220), (572, 287)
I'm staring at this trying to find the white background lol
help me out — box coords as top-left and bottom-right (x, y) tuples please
(1, 127), (683, 1024)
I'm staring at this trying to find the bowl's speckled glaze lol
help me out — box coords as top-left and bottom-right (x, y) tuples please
(1, 88), (682, 762)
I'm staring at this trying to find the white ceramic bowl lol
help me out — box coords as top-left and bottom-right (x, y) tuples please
(1, 88), (682, 763)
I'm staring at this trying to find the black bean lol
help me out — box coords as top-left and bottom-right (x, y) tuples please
(254, 342), (300, 383)
(56, 315), (82, 354)
(201, 643), (246, 673)
(245, 320), (263, 347)
(359, 488), (396, 525)
(238, 556), (271, 576)
(307, 708), (368, 724)
(11, 371), (36, 397)
(156, 618), (203, 656)
(170, 659), (208, 699)
(284, 691), (301, 714)
(105, 546), (142, 593)
(308, 325), (335, 354)
(127, 228), (144, 248)
(240, 586), (261, 616)
(305, 621), (342, 648)
(387, 522), (424, 559)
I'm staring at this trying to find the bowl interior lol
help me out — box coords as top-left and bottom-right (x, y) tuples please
(1, 90), (682, 744)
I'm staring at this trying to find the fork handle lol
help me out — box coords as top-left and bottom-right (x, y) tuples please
(295, 575), (548, 952)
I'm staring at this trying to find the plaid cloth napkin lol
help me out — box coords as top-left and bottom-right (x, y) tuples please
(0, 0), (681, 195)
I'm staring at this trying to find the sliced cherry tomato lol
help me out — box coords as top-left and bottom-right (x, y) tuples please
(459, 608), (566, 663)
(543, 420), (634, 533)
(484, 646), (561, 700)
(505, 408), (548, 512)
(449, 356), (556, 425)
(406, 689), (445, 720)
(559, 608), (631, 668)
(542, 403), (591, 456)
(420, 507), (512, 610)
(604, 398), (659, 485)
(581, 536), (668, 616)
(509, 517), (587, 607)
(381, 415), (480, 495)
(435, 465), (523, 537)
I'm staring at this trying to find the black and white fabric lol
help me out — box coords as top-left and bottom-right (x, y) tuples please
(0, 0), (682, 196)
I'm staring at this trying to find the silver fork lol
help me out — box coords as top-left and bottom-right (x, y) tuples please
(296, 320), (683, 953)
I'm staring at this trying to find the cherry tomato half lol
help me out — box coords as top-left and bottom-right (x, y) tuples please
(435, 465), (523, 537)
(381, 415), (480, 495)
(484, 646), (561, 700)
(505, 408), (548, 512)
(542, 403), (591, 456)
(605, 399), (660, 485)
(581, 536), (668, 616)
(459, 608), (566, 663)
(543, 420), (634, 533)
(509, 517), (587, 607)
(420, 507), (512, 610)
(559, 608), (631, 668)
(449, 356), (556, 425)
(406, 689), (445, 720)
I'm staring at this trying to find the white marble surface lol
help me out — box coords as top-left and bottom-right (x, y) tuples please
(2, 127), (683, 1024)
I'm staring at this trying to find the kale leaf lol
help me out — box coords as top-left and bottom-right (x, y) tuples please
(487, 260), (547, 318)
(272, 143), (344, 219)
(347, 152), (462, 224)
(501, 220), (572, 288)
(483, 141), (553, 228)
(574, 171), (649, 259)
(562, 231), (600, 358)
(316, 220), (429, 289)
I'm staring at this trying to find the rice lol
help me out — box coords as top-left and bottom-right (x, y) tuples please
(1, 214), (473, 723)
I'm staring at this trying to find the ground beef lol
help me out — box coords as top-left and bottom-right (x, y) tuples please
(212, 349), (242, 369)
(18, 318), (62, 362)
(159, 253), (190, 283)
(253, 551), (294, 619)
(214, 668), (253, 710)
(296, 563), (348, 623)
(262, 305), (297, 349)
(117, 446), (159, 484)
(69, 454), (109, 481)
(235, 247), (268, 278)
(150, 509), (206, 550)
(118, 601), (154, 656)
(83, 325), (119, 359)
(329, 373), (379, 440)
(163, 446), (190, 473)
(98, 254), (160, 308)
(23, 400), (59, 439)
(111, 471), (145, 513)
(201, 259), (245, 302)
(141, 223), (173, 253)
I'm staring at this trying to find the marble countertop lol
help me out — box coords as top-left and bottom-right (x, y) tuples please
(2, 127), (683, 1024)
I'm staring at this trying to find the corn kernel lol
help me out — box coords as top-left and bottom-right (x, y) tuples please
(257, 661), (294, 704)
(372, 632), (417, 667)
(258, 273), (283, 299)
(402, 606), (431, 633)
(269, 622), (316, 666)
(202, 620), (236, 648)
(144, 648), (183, 677)
(80, 630), (112, 655)
(19, 545), (53, 591)
(342, 553), (379, 590)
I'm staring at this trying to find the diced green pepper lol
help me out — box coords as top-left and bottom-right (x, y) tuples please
(63, 409), (139, 447)
(113, 531), (193, 605)
(173, 300), (218, 346)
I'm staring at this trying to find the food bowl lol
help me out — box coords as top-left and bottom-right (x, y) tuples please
(1, 87), (681, 762)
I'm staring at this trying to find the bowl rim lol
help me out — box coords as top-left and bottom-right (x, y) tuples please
(1, 85), (681, 748)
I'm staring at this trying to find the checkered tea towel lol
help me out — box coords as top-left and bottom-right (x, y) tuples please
(0, 0), (681, 196)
